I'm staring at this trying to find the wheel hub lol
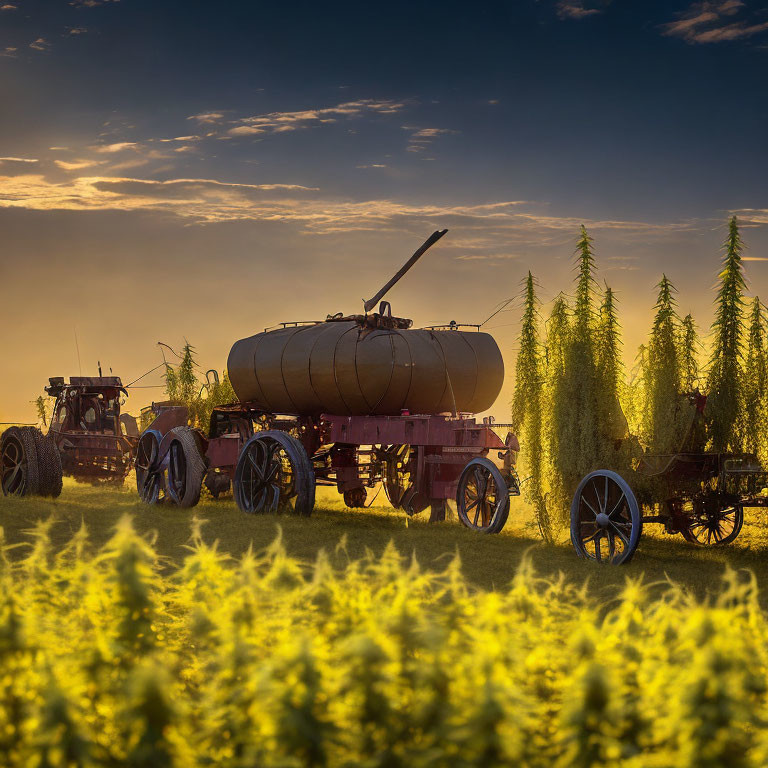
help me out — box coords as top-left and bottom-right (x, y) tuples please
(596, 512), (610, 528)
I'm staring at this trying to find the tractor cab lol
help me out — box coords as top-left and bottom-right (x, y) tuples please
(47, 377), (132, 436)
(45, 376), (139, 481)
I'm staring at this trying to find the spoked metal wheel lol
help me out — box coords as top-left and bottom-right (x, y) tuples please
(166, 427), (205, 508)
(680, 504), (743, 546)
(456, 457), (510, 534)
(571, 470), (641, 565)
(1, 427), (39, 497)
(381, 444), (428, 516)
(135, 429), (165, 504)
(234, 431), (315, 516)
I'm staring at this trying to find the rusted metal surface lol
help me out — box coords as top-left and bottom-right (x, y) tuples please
(45, 376), (139, 481)
(228, 322), (503, 417)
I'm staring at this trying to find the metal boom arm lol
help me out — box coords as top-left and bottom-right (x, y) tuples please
(363, 229), (448, 313)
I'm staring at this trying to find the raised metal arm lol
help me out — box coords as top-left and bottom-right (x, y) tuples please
(363, 229), (448, 313)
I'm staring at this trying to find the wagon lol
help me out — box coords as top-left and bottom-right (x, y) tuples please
(135, 231), (521, 533)
(570, 395), (768, 564)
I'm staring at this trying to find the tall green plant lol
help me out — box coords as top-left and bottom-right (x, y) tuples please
(645, 276), (685, 453)
(706, 217), (747, 451)
(679, 314), (701, 393)
(743, 297), (767, 459)
(596, 284), (628, 460)
(511, 273), (552, 542)
(547, 227), (604, 521)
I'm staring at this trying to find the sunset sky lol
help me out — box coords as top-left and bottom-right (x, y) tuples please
(1, 0), (767, 423)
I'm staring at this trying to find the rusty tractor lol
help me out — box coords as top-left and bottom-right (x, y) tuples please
(1, 376), (140, 498)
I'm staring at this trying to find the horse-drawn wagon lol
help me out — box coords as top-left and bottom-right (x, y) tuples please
(571, 393), (768, 564)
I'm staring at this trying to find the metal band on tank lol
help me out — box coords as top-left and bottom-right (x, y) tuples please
(277, 325), (316, 413)
(426, 331), (456, 416)
(365, 331), (397, 413)
(461, 332), (480, 408)
(249, 333), (269, 407)
(397, 330), (415, 413)
(306, 323), (335, 409)
(333, 325), (369, 415)
(352, 328), (375, 413)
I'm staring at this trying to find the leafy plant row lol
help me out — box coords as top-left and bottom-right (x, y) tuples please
(2, 517), (767, 766)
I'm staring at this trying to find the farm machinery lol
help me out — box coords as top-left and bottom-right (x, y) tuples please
(570, 392), (768, 564)
(1, 375), (140, 498)
(136, 230), (522, 532)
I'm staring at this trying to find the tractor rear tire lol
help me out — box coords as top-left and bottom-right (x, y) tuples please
(32, 430), (63, 498)
(1, 426), (41, 496)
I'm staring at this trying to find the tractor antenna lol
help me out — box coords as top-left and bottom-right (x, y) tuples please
(74, 328), (82, 377)
(98, 360), (103, 377)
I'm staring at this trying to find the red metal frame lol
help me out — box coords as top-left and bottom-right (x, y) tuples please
(144, 400), (519, 517)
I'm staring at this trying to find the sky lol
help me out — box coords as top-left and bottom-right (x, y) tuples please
(1, 0), (767, 423)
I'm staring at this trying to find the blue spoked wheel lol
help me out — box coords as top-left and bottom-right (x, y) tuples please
(570, 470), (641, 565)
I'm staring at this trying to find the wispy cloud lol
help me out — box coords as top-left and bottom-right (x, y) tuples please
(402, 126), (458, 153)
(187, 111), (226, 124)
(0, 171), (703, 254)
(556, 1), (604, 20)
(0, 157), (39, 163)
(663, 1), (768, 43)
(29, 38), (51, 51)
(90, 141), (139, 153)
(68, 0), (119, 6)
(207, 99), (406, 137)
(0, 46), (18, 57)
(1, 4), (18, 10)
(67, 27), (89, 35)
(54, 158), (104, 170)
(732, 208), (768, 226)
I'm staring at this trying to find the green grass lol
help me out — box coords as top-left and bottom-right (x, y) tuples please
(3, 477), (768, 603)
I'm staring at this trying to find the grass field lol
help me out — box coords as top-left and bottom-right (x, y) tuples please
(4, 479), (768, 766)
(3, 476), (768, 603)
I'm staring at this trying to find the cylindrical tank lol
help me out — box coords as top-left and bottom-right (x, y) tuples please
(227, 321), (504, 417)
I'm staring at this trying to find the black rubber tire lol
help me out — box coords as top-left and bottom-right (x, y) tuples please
(456, 457), (510, 534)
(32, 430), (63, 498)
(166, 427), (206, 508)
(234, 430), (315, 516)
(1, 426), (41, 496)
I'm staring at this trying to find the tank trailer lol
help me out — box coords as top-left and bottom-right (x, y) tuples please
(137, 230), (520, 532)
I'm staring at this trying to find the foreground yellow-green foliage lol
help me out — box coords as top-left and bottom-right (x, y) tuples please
(3, 517), (768, 767)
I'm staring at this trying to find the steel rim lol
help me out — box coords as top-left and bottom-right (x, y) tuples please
(135, 432), (162, 504)
(573, 473), (638, 564)
(237, 436), (298, 513)
(1, 435), (26, 496)
(458, 462), (505, 531)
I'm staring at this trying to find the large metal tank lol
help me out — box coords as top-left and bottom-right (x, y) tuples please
(227, 321), (504, 416)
